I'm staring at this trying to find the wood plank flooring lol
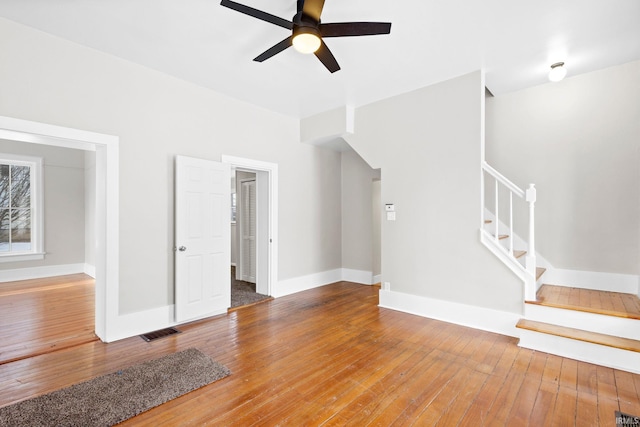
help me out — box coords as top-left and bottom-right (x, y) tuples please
(1, 280), (639, 425)
(0, 274), (97, 365)
(533, 284), (640, 319)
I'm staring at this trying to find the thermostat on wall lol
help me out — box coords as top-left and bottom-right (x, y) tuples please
(385, 204), (395, 212)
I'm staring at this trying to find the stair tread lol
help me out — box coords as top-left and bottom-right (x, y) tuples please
(536, 267), (546, 281)
(528, 284), (640, 320)
(516, 319), (640, 353)
(513, 250), (526, 259)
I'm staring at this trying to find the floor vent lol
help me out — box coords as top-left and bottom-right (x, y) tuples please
(140, 327), (181, 342)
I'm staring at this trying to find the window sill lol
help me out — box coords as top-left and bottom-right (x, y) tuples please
(0, 252), (46, 263)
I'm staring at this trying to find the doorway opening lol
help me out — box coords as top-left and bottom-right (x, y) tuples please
(230, 172), (269, 309)
(0, 116), (119, 342)
(0, 141), (98, 362)
(222, 155), (278, 307)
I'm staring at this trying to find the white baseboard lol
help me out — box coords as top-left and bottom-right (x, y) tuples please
(109, 267), (357, 341)
(84, 263), (96, 278)
(378, 289), (520, 337)
(0, 263), (85, 282)
(273, 268), (343, 298)
(105, 304), (230, 343)
(341, 268), (374, 285)
(372, 274), (382, 284)
(106, 304), (175, 342)
(543, 268), (639, 295)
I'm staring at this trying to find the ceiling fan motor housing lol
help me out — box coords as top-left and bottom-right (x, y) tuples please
(293, 11), (320, 32)
(220, 0), (391, 73)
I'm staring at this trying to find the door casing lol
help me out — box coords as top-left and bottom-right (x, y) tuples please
(222, 155), (277, 297)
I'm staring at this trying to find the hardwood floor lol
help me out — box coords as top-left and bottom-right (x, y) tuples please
(533, 284), (640, 319)
(1, 280), (639, 425)
(0, 274), (97, 365)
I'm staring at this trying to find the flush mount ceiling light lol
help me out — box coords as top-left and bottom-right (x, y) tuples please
(292, 27), (321, 54)
(548, 62), (567, 82)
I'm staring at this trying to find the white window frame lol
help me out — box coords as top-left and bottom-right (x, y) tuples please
(0, 153), (44, 262)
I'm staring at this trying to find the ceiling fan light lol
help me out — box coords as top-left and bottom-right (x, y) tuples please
(292, 32), (321, 54)
(548, 62), (567, 82)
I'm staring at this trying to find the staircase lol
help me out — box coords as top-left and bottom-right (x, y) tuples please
(481, 161), (640, 374)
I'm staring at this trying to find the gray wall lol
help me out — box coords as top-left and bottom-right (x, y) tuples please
(0, 17), (342, 314)
(372, 179), (381, 277)
(340, 149), (380, 273)
(486, 60), (640, 275)
(0, 139), (86, 270)
(346, 71), (522, 313)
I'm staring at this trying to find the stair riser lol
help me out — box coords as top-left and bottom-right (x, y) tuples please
(518, 330), (640, 375)
(525, 303), (640, 341)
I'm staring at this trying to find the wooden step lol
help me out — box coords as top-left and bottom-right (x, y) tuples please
(491, 234), (509, 240)
(516, 319), (640, 353)
(529, 284), (640, 320)
(484, 219), (492, 224)
(536, 267), (546, 281)
(513, 250), (526, 259)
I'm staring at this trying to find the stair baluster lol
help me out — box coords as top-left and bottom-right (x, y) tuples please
(480, 162), (537, 300)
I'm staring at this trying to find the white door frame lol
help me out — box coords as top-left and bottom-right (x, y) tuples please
(221, 155), (277, 296)
(0, 116), (119, 342)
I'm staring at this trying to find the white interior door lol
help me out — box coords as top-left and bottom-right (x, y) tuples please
(175, 155), (230, 322)
(240, 179), (256, 283)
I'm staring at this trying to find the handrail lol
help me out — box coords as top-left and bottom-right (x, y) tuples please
(481, 161), (538, 301)
(482, 162), (525, 199)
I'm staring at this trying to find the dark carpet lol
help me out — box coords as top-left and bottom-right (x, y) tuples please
(0, 348), (230, 427)
(231, 266), (271, 308)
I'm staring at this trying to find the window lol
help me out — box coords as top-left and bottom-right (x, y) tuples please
(0, 154), (44, 262)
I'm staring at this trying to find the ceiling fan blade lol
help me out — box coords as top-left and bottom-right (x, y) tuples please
(220, 0), (293, 30)
(253, 37), (294, 62)
(320, 22), (392, 37)
(314, 40), (340, 73)
(302, 0), (325, 22)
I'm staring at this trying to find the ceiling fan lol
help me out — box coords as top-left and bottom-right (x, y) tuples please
(220, 0), (392, 73)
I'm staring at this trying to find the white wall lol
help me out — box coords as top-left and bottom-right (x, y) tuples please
(346, 71), (522, 313)
(486, 60), (640, 276)
(0, 17), (342, 314)
(0, 139), (86, 271)
(341, 149), (380, 274)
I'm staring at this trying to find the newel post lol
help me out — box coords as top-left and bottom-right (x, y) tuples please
(526, 184), (536, 257)
(524, 183), (537, 300)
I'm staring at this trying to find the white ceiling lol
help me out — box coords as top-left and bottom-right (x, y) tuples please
(0, 0), (639, 118)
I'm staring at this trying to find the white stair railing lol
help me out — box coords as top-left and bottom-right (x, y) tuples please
(481, 161), (537, 301)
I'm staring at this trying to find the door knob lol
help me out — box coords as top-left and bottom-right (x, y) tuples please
(178, 246), (187, 252)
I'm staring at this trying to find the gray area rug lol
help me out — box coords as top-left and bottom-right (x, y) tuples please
(0, 348), (230, 427)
